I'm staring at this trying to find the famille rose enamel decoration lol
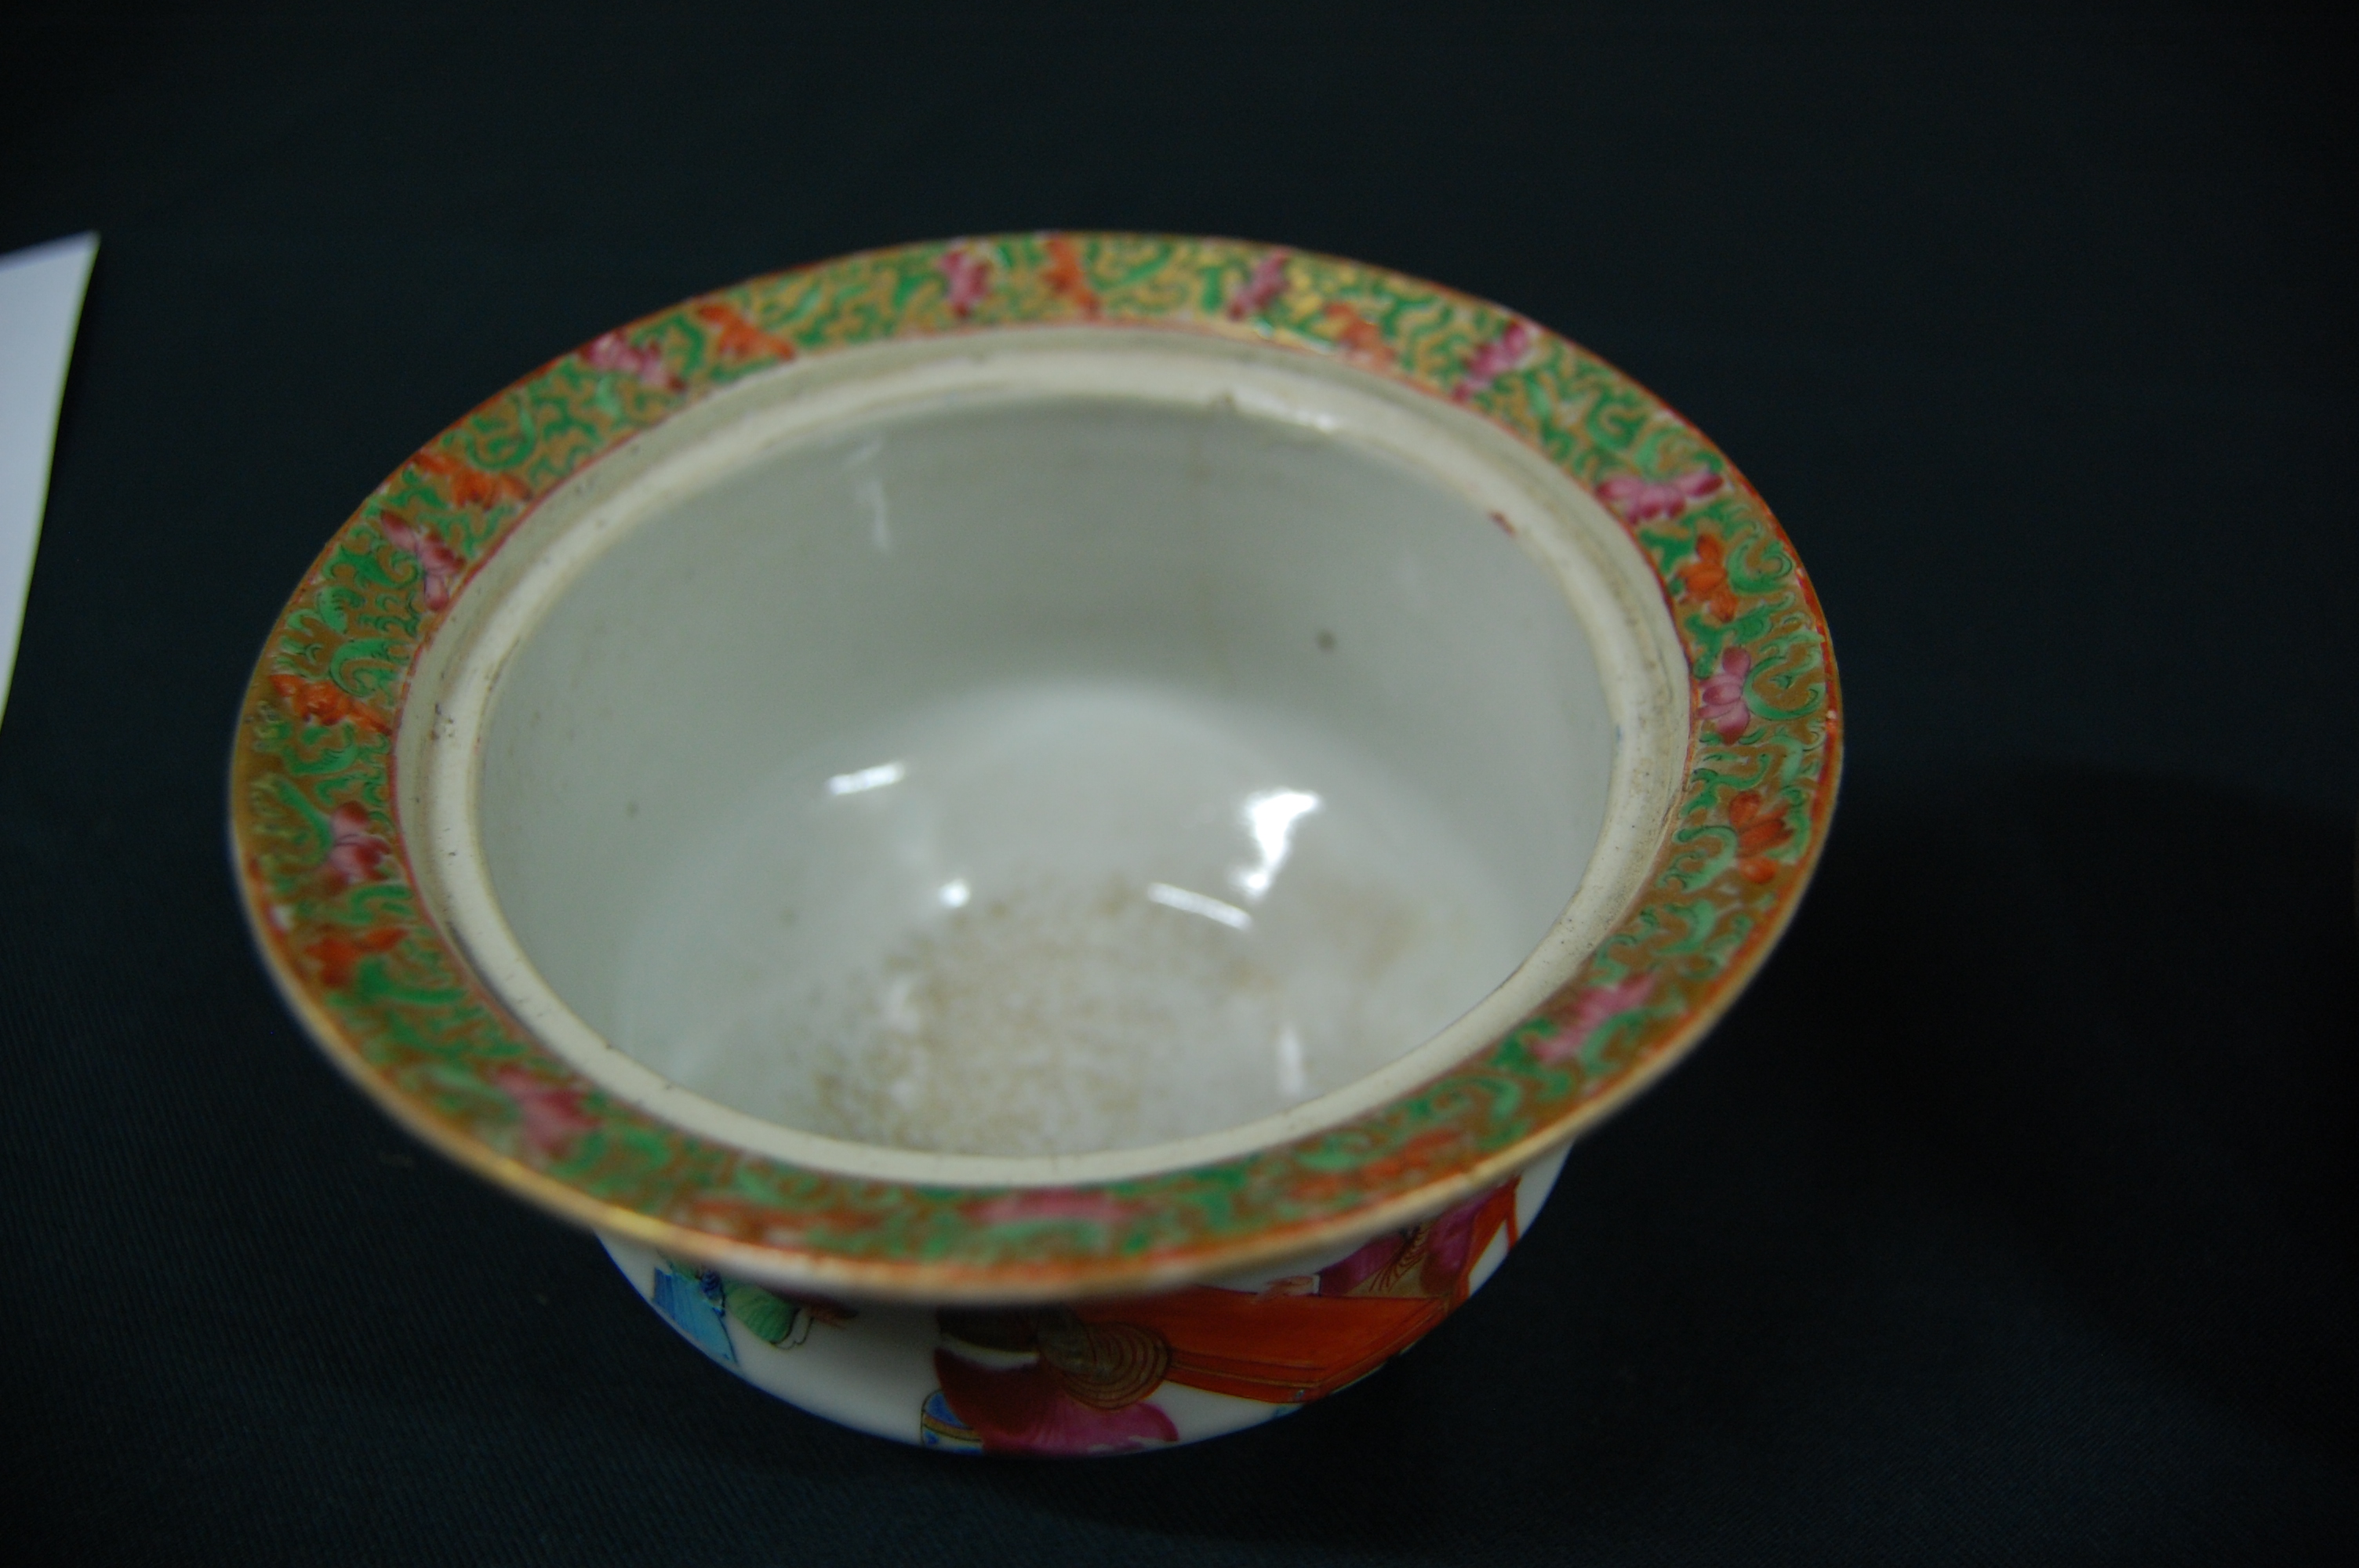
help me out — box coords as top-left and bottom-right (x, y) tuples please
(229, 234), (1840, 1454)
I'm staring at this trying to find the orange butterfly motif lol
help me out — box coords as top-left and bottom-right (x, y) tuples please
(409, 448), (527, 509)
(304, 926), (404, 987)
(691, 300), (798, 362)
(1321, 302), (1392, 367)
(1677, 534), (1740, 622)
(1041, 235), (1101, 316)
(1724, 788), (1794, 884)
(269, 673), (390, 735)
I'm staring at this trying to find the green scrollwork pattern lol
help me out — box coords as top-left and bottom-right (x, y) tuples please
(230, 234), (1841, 1292)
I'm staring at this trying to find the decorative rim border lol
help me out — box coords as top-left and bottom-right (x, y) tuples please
(228, 234), (1841, 1302)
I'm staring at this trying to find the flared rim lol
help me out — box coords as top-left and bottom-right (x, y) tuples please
(227, 234), (1841, 1302)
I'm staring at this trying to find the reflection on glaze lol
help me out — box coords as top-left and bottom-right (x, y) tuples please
(1274, 1022), (1307, 1098)
(1234, 788), (1320, 902)
(847, 436), (891, 552)
(826, 760), (905, 796)
(1145, 881), (1253, 931)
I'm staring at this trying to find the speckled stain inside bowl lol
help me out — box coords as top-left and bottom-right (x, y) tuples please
(229, 235), (1839, 1454)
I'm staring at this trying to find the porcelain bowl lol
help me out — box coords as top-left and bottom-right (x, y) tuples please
(229, 234), (1839, 1454)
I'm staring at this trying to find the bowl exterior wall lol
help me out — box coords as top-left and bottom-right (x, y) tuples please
(598, 1145), (1568, 1454)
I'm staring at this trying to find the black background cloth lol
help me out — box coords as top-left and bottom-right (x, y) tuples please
(3, 4), (2354, 1561)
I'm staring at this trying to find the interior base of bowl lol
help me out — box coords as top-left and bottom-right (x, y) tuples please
(614, 674), (1532, 1159)
(598, 1142), (1568, 1454)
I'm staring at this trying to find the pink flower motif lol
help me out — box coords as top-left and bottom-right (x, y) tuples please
(376, 512), (463, 612)
(938, 245), (993, 318)
(1700, 645), (1754, 742)
(1597, 468), (1724, 523)
(1529, 973), (1656, 1065)
(583, 329), (682, 391)
(489, 1064), (596, 1159)
(1453, 318), (1536, 401)
(1224, 251), (1291, 320)
(967, 1190), (1135, 1227)
(325, 801), (390, 885)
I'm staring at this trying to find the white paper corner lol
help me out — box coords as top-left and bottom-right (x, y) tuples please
(0, 230), (100, 727)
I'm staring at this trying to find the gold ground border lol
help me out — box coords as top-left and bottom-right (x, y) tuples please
(227, 234), (1842, 1302)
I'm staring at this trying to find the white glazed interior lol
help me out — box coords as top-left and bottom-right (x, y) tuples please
(401, 328), (1688, 1185)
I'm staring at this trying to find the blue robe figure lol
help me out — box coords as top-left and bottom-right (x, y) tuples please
(651, 1263), (737, 1366)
